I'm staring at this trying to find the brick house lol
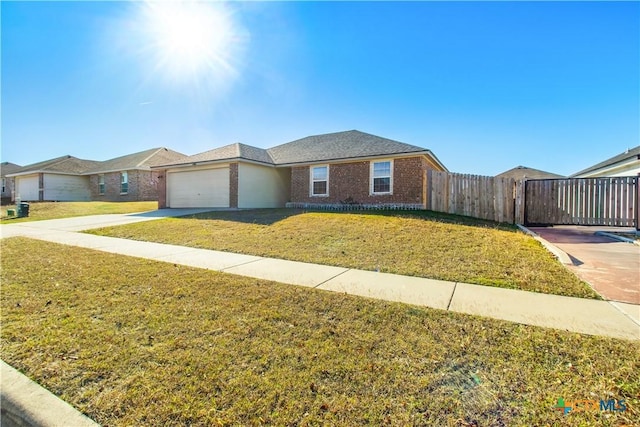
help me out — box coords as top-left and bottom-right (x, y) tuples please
(6, 148), (186, 202)
(7, 155), (100, 202)
(85, 148), (187, 202)
(1, 162), (22, 204)
(154, 130), (447, 209)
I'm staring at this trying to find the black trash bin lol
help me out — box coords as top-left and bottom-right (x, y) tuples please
(17, 202), (30, 218)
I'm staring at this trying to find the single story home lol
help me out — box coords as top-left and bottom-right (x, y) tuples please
(495, 166), (564, 180)
(8, 155), (99, 202)
(571, 146), (640, 178)
(1, 162), (22, 204)
(6, 148), (186, 202)
(84, 147), (186, 202)
(153, 130), (448, 209)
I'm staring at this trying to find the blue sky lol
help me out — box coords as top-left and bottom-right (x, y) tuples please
(2, 1), (638, 176)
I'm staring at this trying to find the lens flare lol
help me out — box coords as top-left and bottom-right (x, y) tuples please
(118, 0), (247, 93)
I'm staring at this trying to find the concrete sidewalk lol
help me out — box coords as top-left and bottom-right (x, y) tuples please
(1, 212), (638, 341)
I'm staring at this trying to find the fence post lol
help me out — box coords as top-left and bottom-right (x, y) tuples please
(635, 172), (640, 231)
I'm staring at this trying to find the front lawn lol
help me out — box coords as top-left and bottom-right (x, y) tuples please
(88, 209), (598, 299)
(1, 238), (637, 426)
(0, 201), (157, 223)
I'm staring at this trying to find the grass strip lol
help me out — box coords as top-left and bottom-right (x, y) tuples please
(1, 238), (637, 426)
(88, 209), (598, 298)
(0, 201), (157, 223)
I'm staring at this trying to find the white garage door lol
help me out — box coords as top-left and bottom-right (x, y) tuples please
(44, 174), (91, 201)
(16, 175), (39, 201)
(168, 168), (230, 208)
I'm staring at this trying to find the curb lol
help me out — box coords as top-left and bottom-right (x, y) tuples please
(594, 231), (640, 246)
(516, 224), (574, 265)
(1, 361), (100, 427)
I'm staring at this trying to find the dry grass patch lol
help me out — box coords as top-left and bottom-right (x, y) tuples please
(0, 201), (157, 223)
(1, 238), (638, 426)
(88, 209), (598, 298)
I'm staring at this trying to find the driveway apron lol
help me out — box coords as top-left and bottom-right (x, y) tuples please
(529, 226), (640, 304)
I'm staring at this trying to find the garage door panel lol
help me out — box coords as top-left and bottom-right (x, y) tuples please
(168, 168), (229, 208)
(44, 174), (91, 201)
(16, 175), (39, 201)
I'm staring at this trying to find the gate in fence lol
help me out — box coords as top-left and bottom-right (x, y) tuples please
(524, 177), (637, 227)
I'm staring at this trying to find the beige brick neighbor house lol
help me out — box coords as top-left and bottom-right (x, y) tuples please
(85, 148), (186, 202)
(6, 148), (186, 202)
(154, 130), (447, 209)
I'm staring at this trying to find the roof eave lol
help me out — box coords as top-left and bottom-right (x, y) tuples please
(152, 157), (275, 170)
(274, 150), (444, 168)
(571, 155), (640, 177)
(83, 166), (152, 175)
(7, 170), (90, 177)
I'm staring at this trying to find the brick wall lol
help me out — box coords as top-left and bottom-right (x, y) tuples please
(157, 170), (167, 208)
(89, 170), (160, 201)
(290, 157), (429, 207)
(229, 163), (238, 208)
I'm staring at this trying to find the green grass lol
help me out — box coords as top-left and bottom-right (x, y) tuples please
(1, 238), (638, 426)
(0, 201), (157, 223)
(88, 209), (598, 299)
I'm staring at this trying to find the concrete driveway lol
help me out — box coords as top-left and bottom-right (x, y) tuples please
(529, 226), (640, 304)
(0, 208), (215, 238)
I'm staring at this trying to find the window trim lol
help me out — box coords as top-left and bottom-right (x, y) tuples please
(120, 171), (129, 194)
(370, 159), (393, 195)
(98, 174), (105, 195)
(310, 165), (329, 197)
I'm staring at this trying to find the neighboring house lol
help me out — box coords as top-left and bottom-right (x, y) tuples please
(7, 155), (99, 202)
(571, 146), (640, 178)
(6, 148), (186, 202)
(1, 162), (22, 204)
(496, 166), (564, 180)
(84, 148), (187, 202)
(154, 130), (447, 209)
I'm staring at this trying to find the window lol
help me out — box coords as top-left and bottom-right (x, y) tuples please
(120, 172), (128, 194)
(98, 175), (105, 195)
(310, 165), (328, 196)
(371, 160), (392, 194)
(1, 178), (5, 193)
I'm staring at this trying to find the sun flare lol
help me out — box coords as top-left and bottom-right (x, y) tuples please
(127, 0), (246, 89)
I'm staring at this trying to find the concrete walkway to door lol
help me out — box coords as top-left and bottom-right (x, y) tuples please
(528, 226), (640, 305)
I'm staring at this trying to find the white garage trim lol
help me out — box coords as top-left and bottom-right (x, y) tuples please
(167, 166), (230, 208)
(15, 174), (39, 201)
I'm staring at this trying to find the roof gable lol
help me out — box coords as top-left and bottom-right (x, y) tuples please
(1, 162), (22, 177)
(8, 155), (99, 176)
(160, 143), (273, 167)
(267, 130), (428, 165)
(85, 147), (187, 174)
(496, 166), (564, 180)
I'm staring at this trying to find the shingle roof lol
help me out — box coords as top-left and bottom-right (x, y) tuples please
(155, 130), (443, 169)
(160, 143), (273, 167)
(84, 147), (187, 174)
(1, 162), (22, 177)
(571, 146), (640, 177)
(267, 130), (429, 165)
(7, 155), (100, 176)
(496, 166), (564, 180)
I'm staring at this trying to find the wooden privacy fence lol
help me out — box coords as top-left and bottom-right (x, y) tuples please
(524, 177), (637, 227)
(426, 171), (638, 227)
(426, 170), (524, 223)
